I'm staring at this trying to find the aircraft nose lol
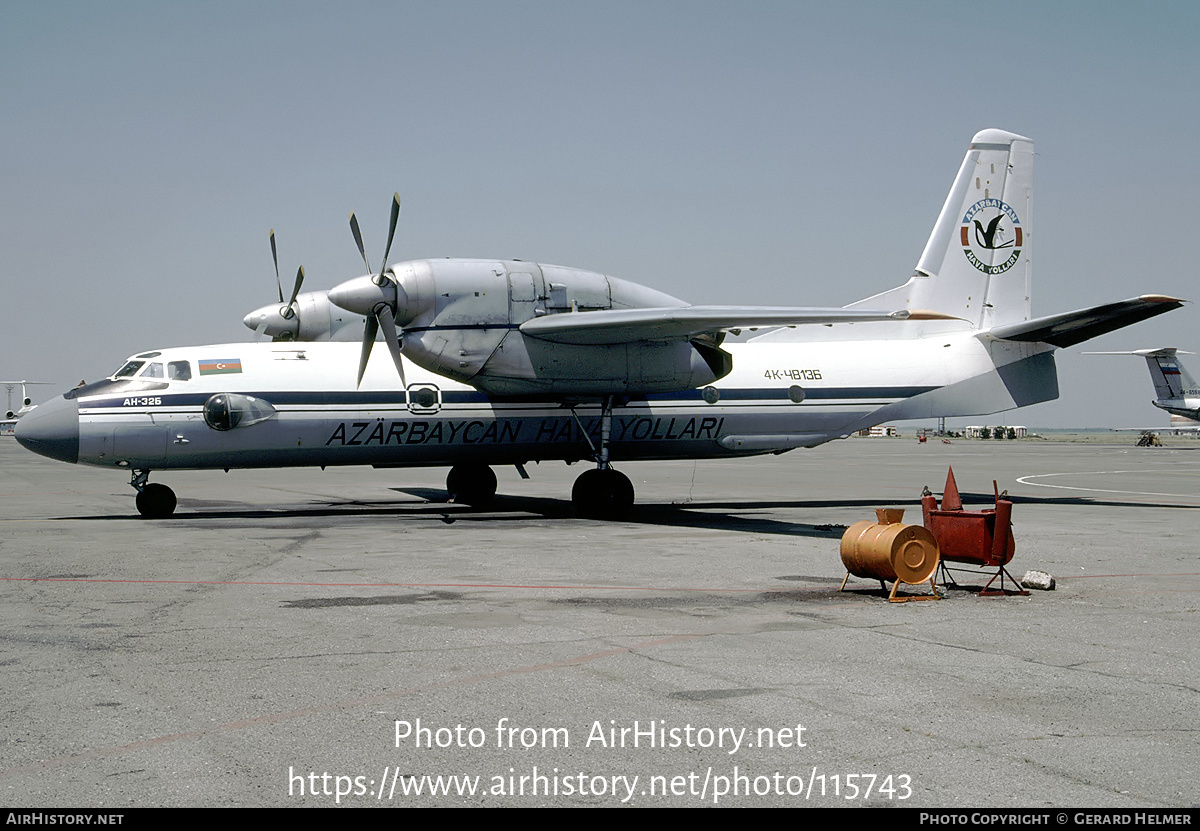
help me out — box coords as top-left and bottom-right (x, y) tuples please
(14, 395), (79, 464)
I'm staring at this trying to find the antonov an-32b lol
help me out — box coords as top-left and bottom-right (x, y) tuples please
(16, 130), (1183, 517)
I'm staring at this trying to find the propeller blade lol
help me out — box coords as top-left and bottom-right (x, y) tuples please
(356, 314), (379, 387)
(280, 265), (304, 321)
(349, 212), (371, 274)
(288, 265), (305, 307)
(379, 193), (401, 279)
(377, 305), (406, 387)
(270, 229), (283, 303)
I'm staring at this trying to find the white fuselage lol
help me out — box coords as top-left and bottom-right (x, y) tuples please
(57, 323), (1054, 472)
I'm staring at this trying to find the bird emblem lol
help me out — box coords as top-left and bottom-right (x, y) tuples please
(973, 214), (1015, 250)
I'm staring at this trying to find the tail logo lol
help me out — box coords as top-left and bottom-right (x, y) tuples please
(960, 199), (1023, 274)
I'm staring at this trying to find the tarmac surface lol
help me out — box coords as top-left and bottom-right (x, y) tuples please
(1, 435), (1197, 808)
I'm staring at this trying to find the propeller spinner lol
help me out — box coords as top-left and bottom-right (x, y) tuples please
(327, 193), (409, 386)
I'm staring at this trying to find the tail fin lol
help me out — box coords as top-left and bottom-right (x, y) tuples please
(849, 129), (1033, 328)
(1142, 348), (1200, 400)
(1086, 348), (1199, 401)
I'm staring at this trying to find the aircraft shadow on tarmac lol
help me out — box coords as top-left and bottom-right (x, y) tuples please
(59, 488), (1200, 538)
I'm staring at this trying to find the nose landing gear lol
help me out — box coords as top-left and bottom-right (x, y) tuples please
(131, 470), (176, 518)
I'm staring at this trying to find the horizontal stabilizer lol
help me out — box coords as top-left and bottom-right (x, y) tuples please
(518, 305), (942, 345)
(987, 295), (1184, 348)
(1111, 425), (1200, 432)
(1084, 348), (1193, 358)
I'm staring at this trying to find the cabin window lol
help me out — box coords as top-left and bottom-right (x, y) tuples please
(140, 363), (164, 378)
(168, 361), (192, 381)
(407, 384), (441, 414)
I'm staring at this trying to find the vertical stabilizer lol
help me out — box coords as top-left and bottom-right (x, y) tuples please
(1086, 347), (1200, 407)
(1146, 349), (1197, 400)
(849, 129), (1033, 329)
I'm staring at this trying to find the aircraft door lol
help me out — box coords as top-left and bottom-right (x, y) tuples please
(112, 423), (168, 467)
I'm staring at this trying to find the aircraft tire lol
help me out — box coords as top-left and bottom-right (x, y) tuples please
(572, 468), (634, 518)
(446, 463), (497, 506)
(136, 483), (177, 519)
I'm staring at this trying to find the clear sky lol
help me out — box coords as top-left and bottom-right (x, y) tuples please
(2, 1), (1196, 427)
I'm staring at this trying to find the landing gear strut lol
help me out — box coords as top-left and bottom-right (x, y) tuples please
(131, 469), (176, 519)
(570, 396), (634, 518)
(446, 463), (497, 506)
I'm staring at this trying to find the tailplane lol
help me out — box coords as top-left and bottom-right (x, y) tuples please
(849, 128), (1034, 328)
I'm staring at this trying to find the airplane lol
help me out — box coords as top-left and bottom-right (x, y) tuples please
(1086, 348), (1200, 427)
(1, 380), (54, 437)
(15, 129), (1186, 519)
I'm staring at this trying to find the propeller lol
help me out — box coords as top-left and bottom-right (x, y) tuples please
(271, 229), (305, 318)
(244, 231), (304, 340)
(339, 193), (407, 387)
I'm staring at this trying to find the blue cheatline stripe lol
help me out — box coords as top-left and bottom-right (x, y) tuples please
(644, 386), (936, 402)
(78, 385), (935, 410)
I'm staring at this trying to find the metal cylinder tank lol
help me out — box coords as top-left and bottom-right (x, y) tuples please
(840, 510), (940, 585)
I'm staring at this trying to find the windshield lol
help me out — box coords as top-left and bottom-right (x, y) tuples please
(112, 361), (144, 379)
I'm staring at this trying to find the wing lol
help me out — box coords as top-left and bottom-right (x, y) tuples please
(519, 305), (945, 346)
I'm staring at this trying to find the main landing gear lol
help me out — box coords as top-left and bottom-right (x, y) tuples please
(442, 461), (633, 517)
(132, 469), (176, 519)
(569, 396), (634, 518)
(445, 463), (498, 506)
(443, 396), (635, 518)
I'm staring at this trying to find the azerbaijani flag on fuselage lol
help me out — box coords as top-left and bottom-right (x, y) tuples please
(199, 358), (243, 376)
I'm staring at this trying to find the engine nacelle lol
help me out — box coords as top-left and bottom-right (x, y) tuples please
(383, 259), (729, 395)
(242, 291), (361, 342)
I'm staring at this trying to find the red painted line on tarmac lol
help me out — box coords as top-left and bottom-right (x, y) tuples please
(0, 575), (792, 593)
(4, 573), (1196, 589)
(0, 632), (708, 778)
(1058, 573), (1200, 579)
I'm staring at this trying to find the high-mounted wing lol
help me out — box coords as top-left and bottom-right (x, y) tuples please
(519, 305), (942, 345)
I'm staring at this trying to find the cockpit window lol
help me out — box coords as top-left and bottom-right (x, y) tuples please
(112, 361), (144, 379)
(168, 360), (192, 381)
(140, 362), (164, 378)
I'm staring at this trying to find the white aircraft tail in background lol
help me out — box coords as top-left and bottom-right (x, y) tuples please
(1087, 348), (1200, 423)
(1, 380), (54, 436)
